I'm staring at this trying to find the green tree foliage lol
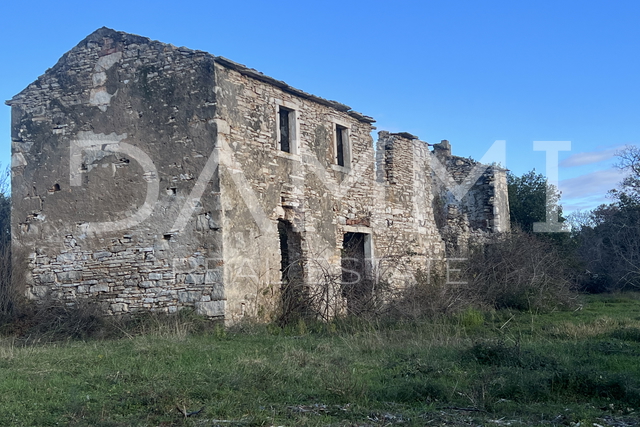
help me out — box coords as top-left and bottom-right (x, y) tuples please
(575, 146), (640, 292)
(507, 170), (563, 233)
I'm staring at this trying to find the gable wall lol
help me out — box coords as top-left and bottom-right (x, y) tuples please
(9, 29), (224, 316)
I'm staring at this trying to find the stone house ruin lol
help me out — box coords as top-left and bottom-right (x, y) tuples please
(8, 28), (509, 322)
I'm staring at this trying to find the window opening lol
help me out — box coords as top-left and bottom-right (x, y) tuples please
(336, 124), (346, 166)
(279, 106), (292, 152)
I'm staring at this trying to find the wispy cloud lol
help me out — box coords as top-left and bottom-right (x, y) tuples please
(560, 168), (625, 199)
(560, 146), (630, 168)
(559, 168), (627, 212)
(559, 146), (625, 168)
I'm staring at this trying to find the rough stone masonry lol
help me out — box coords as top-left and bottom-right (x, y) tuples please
(7, 27), (509, 322)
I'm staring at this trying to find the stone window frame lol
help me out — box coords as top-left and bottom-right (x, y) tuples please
(331, 118), (352, 171)
(342, 225), (375, 274)
(275, 100), (300, 156)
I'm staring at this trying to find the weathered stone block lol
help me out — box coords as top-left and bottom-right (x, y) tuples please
(178, 290), (202, 303)
(185, 273), (204, 285)
(93, 251), (112, 260)
(111, 303), (128, 313)
(40, 273), (56, 284)
(211, 283), (225, 300)
(56, 253), (75, 263)
(204, 269), (223, 284)
(31, 286), (50, 298)
(90, 284), (110, 293)
(195, 300), (225, 317)
(57, 271), (82, 282)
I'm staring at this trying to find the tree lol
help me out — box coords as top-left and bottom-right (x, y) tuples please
(615, 145), (640, 201)
(577, 199), (640, 291)
(574, 146), (640, 291)
(507, 170), (563, 234)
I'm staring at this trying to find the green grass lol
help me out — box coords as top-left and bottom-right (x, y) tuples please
(1, 294), (640, 426)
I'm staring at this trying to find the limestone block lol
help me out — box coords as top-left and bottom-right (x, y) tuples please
(56, 253), (75, 263)
(90, 284), (110, 293)
(111, 303), (128, 313)
(178, 290), (202, 303)
(31, 286), (50, 298)
(57, 271), (82, 282)
(211, 283), (225, 300)
(204, 268), (223, 284)
(185, 273), (204, 285)
(195, 300), (225, 317)
(93, 251), (112, 260)
(40, 273), (56, 284)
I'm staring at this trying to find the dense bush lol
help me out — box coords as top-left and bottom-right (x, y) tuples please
(2, 299), (221, 342)
(390, 230), (576, 319)
(575, 196), (640, 292)
(464, 230), (575, 311)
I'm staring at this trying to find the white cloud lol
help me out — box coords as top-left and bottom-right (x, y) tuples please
(559, 168), (628, 213)
(560, 168), (625, 199)
(562, 195), (614, 213)
(559, 146), (625, 168)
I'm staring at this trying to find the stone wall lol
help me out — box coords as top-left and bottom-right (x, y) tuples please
(9, 28), (225, 316)
(373, 132), (445, 283)
(213, 59), (378, 320)
(8, 27), (509, 321)
(430, 140), (510, 255)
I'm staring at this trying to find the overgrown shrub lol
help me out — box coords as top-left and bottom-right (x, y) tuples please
(0, 244), (13, 321)
(389, 230), (576, 320)
(575, 197), (640, 292)
(0, 172), (17, 322)
(1, 297), (220, 342)
(386, 267), (473, 320)
(464, 230), (576, 312)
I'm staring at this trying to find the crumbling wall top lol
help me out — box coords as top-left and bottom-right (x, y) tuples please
(433, 139), (452, 159)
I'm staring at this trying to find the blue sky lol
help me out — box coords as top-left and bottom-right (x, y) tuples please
(2, 0), (638, 212)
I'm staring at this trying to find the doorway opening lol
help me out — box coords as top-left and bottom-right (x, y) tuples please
(278, 219), (306, 324)
(341, 232), (373, 315)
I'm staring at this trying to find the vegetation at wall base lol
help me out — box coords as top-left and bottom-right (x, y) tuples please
(0, 293), (640, 426)
(0, 166), (14, 323)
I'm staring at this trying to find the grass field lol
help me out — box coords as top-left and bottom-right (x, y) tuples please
(1, 294), (640, 426)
